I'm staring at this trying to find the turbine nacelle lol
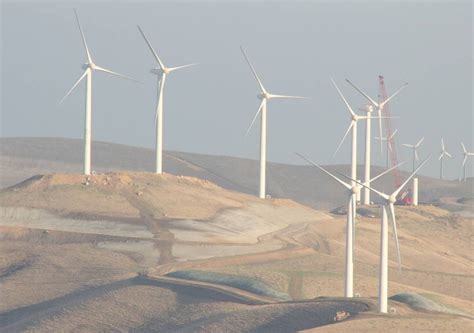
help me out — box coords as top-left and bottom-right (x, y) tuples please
(82, 62), (96, 70)
(150, 67), (168, 75)
(259, 92), (271, 100)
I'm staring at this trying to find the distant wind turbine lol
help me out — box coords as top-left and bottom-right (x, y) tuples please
(241, 46), (308, 199)
(343, 156), (431, 313)
(345, 79), (407, 155)
(438, 138), (452, 180)
(461, 142), (474, 181)
(375, 129), (399, 168)
(137, 25), (197, 174)
(402, 137), (424, 172)
(297, 153), (402, 299)
(60, 9), (139, 175)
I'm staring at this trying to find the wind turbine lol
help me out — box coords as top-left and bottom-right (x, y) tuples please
(241, 46), (307, 199)
(297, 153), (402, 298)
(438, 138), (452, 180)
(137, 25), (196, 174)
(332, 80), (380, 196)
(461, 142), (474, 181)
(343, 156), (431, 313)
(345, 79), (407, 155)
(375, 129), (399, 168)
(402, 137), (424, 172)
(60, 9), (138, 175)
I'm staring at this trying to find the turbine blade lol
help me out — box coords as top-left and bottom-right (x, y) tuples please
(240, 46), (267, 94)
(168, 63), (198, 72)
(446, 151), (452, 158)
(392, 156), (431, 198)
(245, 99), (265, 136)
(345, 79), (378, 107)
(333, 121), (354, 157)
(415, 137), (425, 148)
(269, 94), (309, 99)
(369, 161), (406, 183)
(95, 66), (141, 83)
(463, 155), (468, 166)
(461, 142), (467, 153)
(295, 153), (352, 190)
(74, 9), (92, 64)
(137, 25), (165, 69)
(441, 138), (445, 151)
(388, 203), (402, 271)
(390, 129), (399, 139)
(59, 69), (89, 104)
(438, 152), (444, 160)
(402, 144), (414, 148)
(415, 150), (419, 161)
(379, 82), (408, 108)
(331, 78), (356, 117)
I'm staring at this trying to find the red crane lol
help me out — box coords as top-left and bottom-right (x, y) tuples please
(378, 76), (411, 204)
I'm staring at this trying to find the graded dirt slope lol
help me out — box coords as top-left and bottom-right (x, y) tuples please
(0, 170), (472, 332)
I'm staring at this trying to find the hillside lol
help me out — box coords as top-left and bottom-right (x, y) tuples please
(0, 170), (473, 331)
(1, 137), (472, 211)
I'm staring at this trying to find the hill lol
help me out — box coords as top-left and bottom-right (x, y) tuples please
(0, 170), (472, 331)
(1, 137), (472, 211)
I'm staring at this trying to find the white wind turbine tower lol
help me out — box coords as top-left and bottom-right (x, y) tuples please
(402, 137), (424, 172)
(137, 26), (196, 174)
(241, 46), (307, 199)
(375, 129), (398, 168)
(345, 156), (431, 313)
(359, 104), (375, 205)
(332, 79), (376, 195)
(60, 9), (138, 175)
(345, 79), (407, 155)
(297, 153), (402, 298)
(438, 138), (452, 180)
(460, 142), (474, 181)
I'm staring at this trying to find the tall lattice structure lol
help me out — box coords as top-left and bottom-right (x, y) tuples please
(378, 75), (403, 190)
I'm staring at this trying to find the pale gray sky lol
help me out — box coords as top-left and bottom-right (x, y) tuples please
(1, 1), (472, 179)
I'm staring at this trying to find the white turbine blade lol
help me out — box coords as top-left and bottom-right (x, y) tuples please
(60, 69), (89, 104)
(393, 156), (431, 198)
(390, 129), (399, 140)
(74, 9), (92, 64)
(331, 78), (356, 117)
(240, 46), (267, 94)
(336, 171), (390, 200)
(168, 63), (198, 72)
(137, 25), (165, 69)
(295, 153), (352, 190)
(402, 144), (414, 148)
(441, 138), (445, 151)
(369, 161), (406, 183)
(345, 79), (378, 107)
(379, 82), (408, 108)
(446, 151), (452, 158)
(333, 121), (354, 157)
(388, 142), (393, 152)
(461, 142), (467, 154)
(388, 203), (402, 271)
(245, 99), (265, 136)
(269, 94), (309, 99)
(438, 152), (444, 160)
(415, 137), (425, 148)
(462, 155), (468, 166)
(415, 149), (419, 161)
(95, 66), (141, 83)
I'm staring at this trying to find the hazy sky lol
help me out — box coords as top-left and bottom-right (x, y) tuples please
(1, 1), (472, 179)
